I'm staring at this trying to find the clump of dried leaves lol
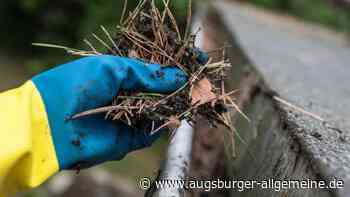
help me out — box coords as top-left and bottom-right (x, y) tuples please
(34, 0), (245, 135)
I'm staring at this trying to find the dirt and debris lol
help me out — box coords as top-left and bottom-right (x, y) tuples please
(34, 0), (239, 135)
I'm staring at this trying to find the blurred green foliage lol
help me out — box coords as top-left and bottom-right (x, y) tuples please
(0, 0), (188, 71)
(2, 0), (347, 69)
(0, 0), (188, 50)
(250, 0), (350, 33)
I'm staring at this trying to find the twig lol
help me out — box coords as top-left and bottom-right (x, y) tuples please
(70, 106), (139, 120)
(152, 82), (189, 108)
(273, 96), (325, 122)
(32, 43), (85, 54)
(83, 39), (101, 55)
(120, 0), (128, 24)
(100, 26), (122, 55)
(184, 0), (192, 41)
(162, 0), (181, 40)
(92, 33), (116, 54)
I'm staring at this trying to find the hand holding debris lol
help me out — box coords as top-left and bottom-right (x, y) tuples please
(32, 55), (188, 170)
(34, 0), (241, 163)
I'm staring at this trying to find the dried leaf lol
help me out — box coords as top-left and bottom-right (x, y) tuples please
(191, 77), (217, 105)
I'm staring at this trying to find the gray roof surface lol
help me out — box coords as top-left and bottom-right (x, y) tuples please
(213, 1), (350, 196)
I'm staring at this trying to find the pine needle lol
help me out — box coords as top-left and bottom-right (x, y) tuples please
(92, 33), (115, 54)
(273, 96), (325, 122)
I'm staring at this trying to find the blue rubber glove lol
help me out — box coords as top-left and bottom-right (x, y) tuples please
(32, 55), (187, 170)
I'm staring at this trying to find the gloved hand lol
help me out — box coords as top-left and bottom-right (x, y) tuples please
(32, 55), (187, 170)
